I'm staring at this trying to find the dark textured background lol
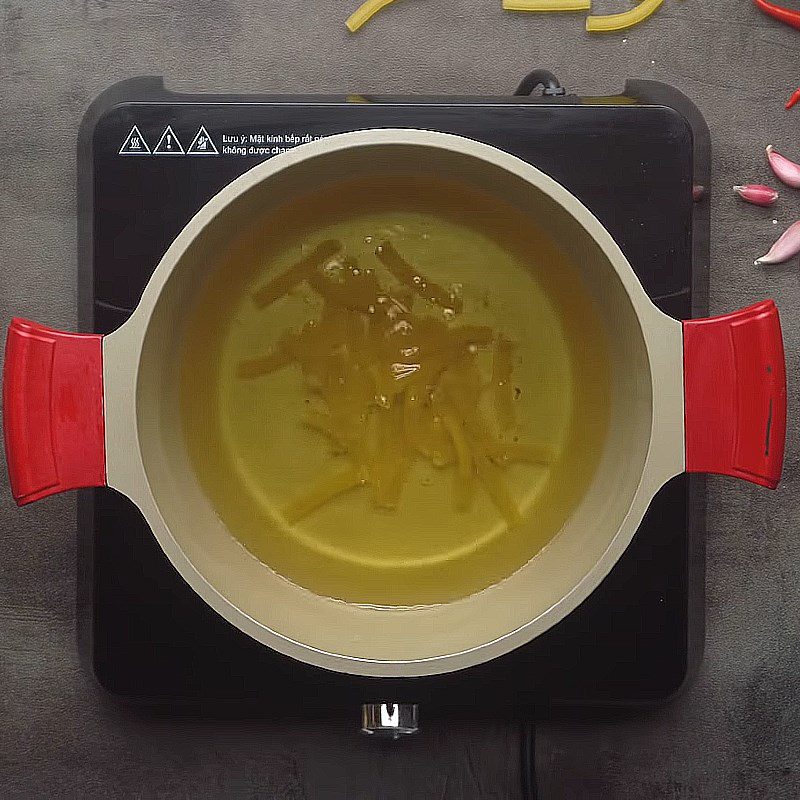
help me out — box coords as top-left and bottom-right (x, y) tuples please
(1, 1), (799, 797)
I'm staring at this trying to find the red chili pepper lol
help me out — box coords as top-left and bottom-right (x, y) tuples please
(787, 87), (800, 110)
(753, 0), (800, 30)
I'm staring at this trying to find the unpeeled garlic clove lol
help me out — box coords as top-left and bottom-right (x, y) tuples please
(766, 145), (800, 189)
(755, 220), (800, 266)
(733, 184), (778, 207)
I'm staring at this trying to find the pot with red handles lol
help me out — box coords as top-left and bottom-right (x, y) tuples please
(3, 130), (787, 677)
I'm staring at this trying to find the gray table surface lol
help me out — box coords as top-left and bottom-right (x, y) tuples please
(2, 1), (799, 797)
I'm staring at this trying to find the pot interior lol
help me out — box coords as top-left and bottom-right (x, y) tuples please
(133, 136), (654, 671)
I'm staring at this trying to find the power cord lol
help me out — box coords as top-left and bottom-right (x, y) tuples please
(513, 69), (566, 98)
(520, 719), (538, 799)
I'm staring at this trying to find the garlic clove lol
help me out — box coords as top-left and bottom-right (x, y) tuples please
(755, 220), (800, 266)
(733, 184), (779, 207)
(766, 145), (800, 189)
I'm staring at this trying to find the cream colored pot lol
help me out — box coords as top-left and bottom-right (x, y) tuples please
(3, 130), (787, 676)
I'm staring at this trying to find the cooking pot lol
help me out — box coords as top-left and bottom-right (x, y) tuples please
(3, 130), (786, 677)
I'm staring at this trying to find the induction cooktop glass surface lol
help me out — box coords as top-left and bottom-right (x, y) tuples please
(77, 77), (708, 711)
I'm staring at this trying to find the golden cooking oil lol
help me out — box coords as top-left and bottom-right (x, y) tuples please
(180, 175), (610, 605)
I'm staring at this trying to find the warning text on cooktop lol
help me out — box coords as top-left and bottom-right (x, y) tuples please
(118, 125), (323, 158)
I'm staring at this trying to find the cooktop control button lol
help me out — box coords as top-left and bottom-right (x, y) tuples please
(360, 703), (419, 738)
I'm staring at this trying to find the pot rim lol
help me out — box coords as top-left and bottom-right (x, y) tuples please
(102, 128), (685, 676)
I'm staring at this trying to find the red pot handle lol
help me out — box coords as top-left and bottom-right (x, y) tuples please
(3, 318), (106, 506)
(684, 300), (786, 489)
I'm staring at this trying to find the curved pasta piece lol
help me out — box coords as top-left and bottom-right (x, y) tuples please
(586, 0), (664, 32)
(346, 0), (402, 32)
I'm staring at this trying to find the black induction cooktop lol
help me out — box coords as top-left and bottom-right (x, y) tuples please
(76, 75), (709, 712)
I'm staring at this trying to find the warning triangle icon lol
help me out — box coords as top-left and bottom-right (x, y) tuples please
(152, 125), (185, 155)
(119, 125), (151, 155)
(187, 125), (219, 156)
